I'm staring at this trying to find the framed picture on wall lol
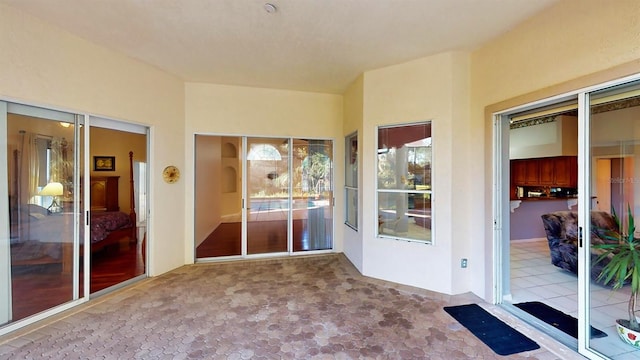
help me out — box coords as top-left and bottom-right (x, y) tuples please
(94, 156), (115, 171)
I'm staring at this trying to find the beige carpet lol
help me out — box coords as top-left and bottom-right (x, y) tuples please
(0, 254), (573, 359)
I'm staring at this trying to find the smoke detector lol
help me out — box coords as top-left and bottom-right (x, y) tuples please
(264, 3), (277, 13)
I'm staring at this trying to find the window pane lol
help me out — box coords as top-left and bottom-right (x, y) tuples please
(345, 188), (357, 228)
(378, 124), (431, 190)
(345, 133), (357, 188)
(377, 122), (432, 242)
(377, 191), (431, 242)
(345, 133), (358, 229)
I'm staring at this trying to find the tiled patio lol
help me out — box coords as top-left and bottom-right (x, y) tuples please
(0, 254), (580, 359)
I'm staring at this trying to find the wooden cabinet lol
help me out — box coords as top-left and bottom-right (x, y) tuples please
(539, 158), (554, 185)
(90, 176), (120, 211)
(524, 159), (540, 185)
(511, 156), (577, 188)
(511, 160), (526, 185)
(553, 156), (577, 187)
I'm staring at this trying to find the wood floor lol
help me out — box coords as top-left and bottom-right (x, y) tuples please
(196, 219), (332, 258)
(9, 239), (144, 322)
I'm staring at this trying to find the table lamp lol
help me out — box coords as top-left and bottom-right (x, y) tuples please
(39, 182), (64, 212)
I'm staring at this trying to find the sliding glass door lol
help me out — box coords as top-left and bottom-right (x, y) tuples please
(1, 102), (84, 329)
(496, 75), (640, 359)
(246, 137), (290, 255)
(194, 135), (243, 258)
(194, 135), (333, 260)
(292, 139), (333, 251)
(584, 81), (640, 358)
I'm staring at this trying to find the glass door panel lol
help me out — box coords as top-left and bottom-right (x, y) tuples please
(292, 139), (333, 251)
(195, 135), (242, 258)
(3, 103), (79, 325)
(246, 137), (289, 255)
(587, 82), (640, 358)
(88, 126), (146, 293)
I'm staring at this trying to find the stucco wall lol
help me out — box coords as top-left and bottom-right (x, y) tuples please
(184, 83), (344, 263)
(360, 52), (471, 294)
(0, 4), (186, 276)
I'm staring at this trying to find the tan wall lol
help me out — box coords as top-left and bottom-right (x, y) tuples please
(0, 4), (186, 276)
(184, 83), (344, 262)
(470, 0), (640, 299)
(360, 52), (471, 294)
(194, 135), (221, 246)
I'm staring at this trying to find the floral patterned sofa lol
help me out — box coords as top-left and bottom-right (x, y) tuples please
(540, 210), (619, 282)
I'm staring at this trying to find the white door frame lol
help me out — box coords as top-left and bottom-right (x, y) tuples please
(492, 73), (640, 360)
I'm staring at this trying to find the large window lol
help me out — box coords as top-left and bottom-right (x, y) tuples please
(377, 122), (432, 242)
(345, 132), (358, 229)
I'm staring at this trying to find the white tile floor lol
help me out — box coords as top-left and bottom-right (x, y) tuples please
(510, 238), (640, 359)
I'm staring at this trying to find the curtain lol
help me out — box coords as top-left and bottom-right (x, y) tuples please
(49, 137), (69, 185)
(22, 132), (40, 204)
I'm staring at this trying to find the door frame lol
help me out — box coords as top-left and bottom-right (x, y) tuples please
(0, 99), (88, 336)
(193, 134), (336, 262)
(492, 72), (640, 359)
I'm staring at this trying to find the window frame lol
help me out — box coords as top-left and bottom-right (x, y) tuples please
(344, 131), (358, 230)
(376, 121), (432, 244)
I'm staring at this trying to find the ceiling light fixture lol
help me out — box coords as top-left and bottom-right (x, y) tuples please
(264, 3), (277, 13)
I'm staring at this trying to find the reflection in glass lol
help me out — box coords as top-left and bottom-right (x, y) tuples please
(195, 135), (242, 258)
(588, 82), (640, 357)
(5, 110), (77, 323)
(377, 122), (432, 242)
(345, 133), (357, 229)
(247, 138), (289, 254)
(293, 139), (333, 252)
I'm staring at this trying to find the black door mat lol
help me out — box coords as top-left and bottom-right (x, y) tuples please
(444, 303), (540, 356)
(514, 301), (607, 339)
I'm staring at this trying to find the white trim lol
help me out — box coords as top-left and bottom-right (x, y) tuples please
(0, 101), (11, 325)
(7, 103), (75, 122)
(494, 72), (640, 117)
(90, 116), (147, 134)
(375, 121), (434, 244)
(0, 298), (89, 337)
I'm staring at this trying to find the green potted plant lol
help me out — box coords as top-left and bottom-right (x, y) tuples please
(593, 205), (640, 348)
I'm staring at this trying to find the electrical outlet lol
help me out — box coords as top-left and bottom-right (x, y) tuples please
(461, 258), (468, 268)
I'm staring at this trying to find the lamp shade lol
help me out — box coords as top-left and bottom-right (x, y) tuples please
(39, 182), (64, 196)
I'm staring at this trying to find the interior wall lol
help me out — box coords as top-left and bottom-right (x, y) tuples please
(184, 83), (344, 263)
(361, 52), (471, 294)
(472, 0), (640, 300)
(194, 135), (221, 246)
(89, 127), (146, 213)
(510, 115), (578, 159)
(220, 136), (242, 220)
(0, 4), (186, 276)
(342, 75), (364, 272)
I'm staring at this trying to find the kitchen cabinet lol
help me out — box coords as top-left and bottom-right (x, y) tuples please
(511, 156), (577, 188)
(524, 159), (540, 185)
(539, 159), (555, 185)
(511, 160), (526, 185)
(554, 156), (577, 187)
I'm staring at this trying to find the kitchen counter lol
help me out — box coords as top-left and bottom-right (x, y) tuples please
(510, 197), (578, 240)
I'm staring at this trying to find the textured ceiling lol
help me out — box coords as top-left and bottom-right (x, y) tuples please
(1, 0), (558, 94)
